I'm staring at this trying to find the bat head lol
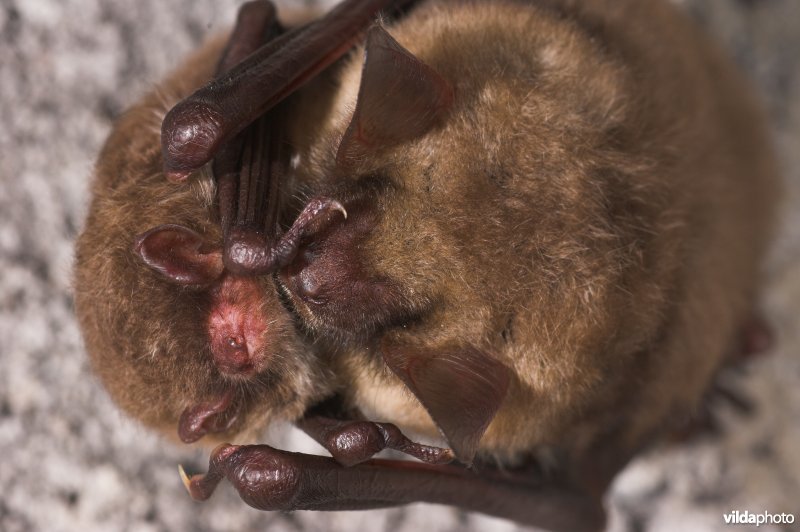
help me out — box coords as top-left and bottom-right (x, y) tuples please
(280, 25), (454, 340)
(280, 24), (511, 463)
(279, 12), (636, 463)
(74, 94), (333, 446)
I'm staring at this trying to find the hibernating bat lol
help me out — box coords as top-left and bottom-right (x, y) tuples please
(72, 29), (332, 445)
(75, 0), (779, 529)
(74, 0), (454, 464)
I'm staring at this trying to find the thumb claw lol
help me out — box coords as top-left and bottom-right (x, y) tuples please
(178, 464), (209, 501)
(295, 196), (349, 238)
(330, 199), (348, 220)
(178, 464), (192, 494)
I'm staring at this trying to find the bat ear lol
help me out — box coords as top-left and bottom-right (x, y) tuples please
(381, 340), (511, 465)
(134, 224), (224, 286)
(336, 25), (454, 167)
(178, 389), (240, 443)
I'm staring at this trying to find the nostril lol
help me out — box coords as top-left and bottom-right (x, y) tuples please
(208, 327), (254, 375)
(215, 336), (253, 374)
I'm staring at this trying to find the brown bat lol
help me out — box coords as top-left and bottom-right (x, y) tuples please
(76, 0), (778, 530)
(75, 0), (454, 466)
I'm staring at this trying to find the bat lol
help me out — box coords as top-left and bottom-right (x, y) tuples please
(74, 0), (454, 467)
(75, 0), (779, 530)
(72, 31), (332, 447)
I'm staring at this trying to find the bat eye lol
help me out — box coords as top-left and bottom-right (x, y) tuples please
(296, 269), (327, 305)
(284, 246), (328, 306)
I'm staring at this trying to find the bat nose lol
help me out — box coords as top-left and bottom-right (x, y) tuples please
(214, 335), (254, 374)
(207, 276), (268, 376)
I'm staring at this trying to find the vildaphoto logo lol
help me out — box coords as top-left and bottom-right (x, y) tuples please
(723, 510), (795, 527)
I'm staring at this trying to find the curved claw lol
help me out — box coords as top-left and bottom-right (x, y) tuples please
(179, 443), (241, 501)
(178, 464), (192, 494)
(224, 197), (347, 275)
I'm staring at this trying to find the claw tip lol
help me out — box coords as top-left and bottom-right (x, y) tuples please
(178, 464), (192, 494)
(333, 201), (348, 219)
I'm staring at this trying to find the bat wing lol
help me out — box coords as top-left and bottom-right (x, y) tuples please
(381, 340), (511, 464)
(161, 0), (414, 178)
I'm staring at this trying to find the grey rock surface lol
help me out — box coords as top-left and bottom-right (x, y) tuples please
(1, 0), (798, 531)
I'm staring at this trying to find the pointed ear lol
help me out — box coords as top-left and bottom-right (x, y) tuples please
(134, 224), (224, 286)
(381, 340), (511, 465)
(336, 25), (454, 167)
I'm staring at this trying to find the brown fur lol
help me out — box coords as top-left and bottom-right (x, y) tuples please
(75, 0), (777, 491)
(74, 35), (335, 445)
(286, 0), (778, 470)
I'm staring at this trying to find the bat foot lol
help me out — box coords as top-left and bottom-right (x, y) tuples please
(297, 408), (454, 467)
(325, 420), (454, 467)
(179, 443), (241, 501)
(185, 442), (604, 531)
(183, 444), (306, 511)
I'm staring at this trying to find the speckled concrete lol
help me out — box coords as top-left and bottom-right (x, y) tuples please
(1, 1), (798, 531)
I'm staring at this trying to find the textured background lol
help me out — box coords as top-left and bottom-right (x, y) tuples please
(1, 0), (799, 530)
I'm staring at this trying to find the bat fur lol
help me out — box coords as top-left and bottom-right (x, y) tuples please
(74, 0), (779, 513)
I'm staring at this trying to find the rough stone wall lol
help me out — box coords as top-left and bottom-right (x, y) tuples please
(1, 1), (798, 530)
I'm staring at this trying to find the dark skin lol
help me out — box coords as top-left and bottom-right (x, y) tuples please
(77, 0), (775, 530)
(161, 0), (417, 181)
(180, 443), (605, 532)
